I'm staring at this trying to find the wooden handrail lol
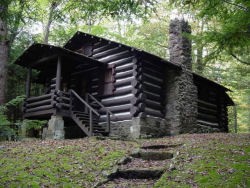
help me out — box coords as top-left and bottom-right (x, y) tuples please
(87, 93), (113, 116)
(87, 93), (112, 133)
(70, 89), (99, 116)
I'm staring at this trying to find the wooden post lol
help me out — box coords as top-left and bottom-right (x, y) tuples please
(233, 105), (237, 133)
(26, 67), (32, 98)
(55, 56), (62, 91)
(89, 111), (93, 136)
(106, 111), (110, 133)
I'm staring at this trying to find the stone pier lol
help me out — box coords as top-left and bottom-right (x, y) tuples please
(43, 115), (65, 139)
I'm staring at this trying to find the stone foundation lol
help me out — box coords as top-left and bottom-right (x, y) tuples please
(43, 115), (65, 139)
(109, 116), (169, 139)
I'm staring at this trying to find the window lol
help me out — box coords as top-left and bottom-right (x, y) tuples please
(102, 67), (115, 96)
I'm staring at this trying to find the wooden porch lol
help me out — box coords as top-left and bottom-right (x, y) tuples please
(16, 43), (112, 137)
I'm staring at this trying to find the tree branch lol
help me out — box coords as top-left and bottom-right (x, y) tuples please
(230, 53), (250, 65)
(222, 0), (249, 12)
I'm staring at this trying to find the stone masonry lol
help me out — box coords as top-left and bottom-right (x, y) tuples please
(165, 19), (198, 135)
(110, 19), (198, 138)
(44, 115), (65, 139)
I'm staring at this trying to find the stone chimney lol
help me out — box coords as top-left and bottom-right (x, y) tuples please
(164, 19), (197, 135)
(169, 19), (192, 70)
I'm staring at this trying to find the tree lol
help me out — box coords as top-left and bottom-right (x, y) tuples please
(170, 0), (250, 65)
(0, 0), (34, 104)
(0, 0), (10, 104)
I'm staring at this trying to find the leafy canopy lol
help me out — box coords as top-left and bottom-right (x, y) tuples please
(170, 0), (250, 65)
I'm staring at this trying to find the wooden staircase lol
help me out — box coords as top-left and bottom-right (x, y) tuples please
(23, 89), (112, 137)
(69, 90), (112, 136)
(71, 111), (108, 136)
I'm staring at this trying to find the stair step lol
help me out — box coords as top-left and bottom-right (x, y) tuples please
(108, 168), (164, 180)
(130, 151), (173, 161)
(101, 178), (155, 187)
(72, 111), (89, 114)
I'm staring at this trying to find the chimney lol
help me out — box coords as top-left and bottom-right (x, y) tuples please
(169, 19), (192, 70)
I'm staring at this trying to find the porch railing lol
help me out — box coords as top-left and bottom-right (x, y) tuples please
(23, 93), (55, 115)
(23, 89), (111, 136)
(86, 93), (113, 133)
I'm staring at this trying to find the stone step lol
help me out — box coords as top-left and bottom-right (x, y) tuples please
(140, 143), (183, 150)
(108, 168), (164, 180)
(99, 178), (155, 188)
(130, 150), (174, 161)
(120, 157), (171, 170)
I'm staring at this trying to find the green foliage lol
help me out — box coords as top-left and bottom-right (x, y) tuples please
(0, 138), (138, 187)
(0, 95), (25, 139)
(17, 119), (47, 132)
(170, 0), (250, 65)
(154, 134), (250, 187)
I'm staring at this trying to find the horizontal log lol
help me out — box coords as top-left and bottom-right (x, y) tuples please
(141, 60), (163, 70)
(56, 103), (71, 110)
(24, 109), (55, 119)
(144, 91), (162, 101)
(143, 67), (164, 78)
(198, 99), (217, 109)
(97, 51), (131, 63)
(25, 104), (54, 113)
(100, 103), (132, 114)
(115, 69), (134, 79)
(198, 112), (218, 122)
(101, 94), (133, 106)
(142, 82), (162, 94)
(144, 107), (164, 118)
(197, 120), (219, 128)
(142, 73), (164, 84)
(141, 61), (163, 72)
(93, 44), (116, 53)
(108, 56), (135, 66)
(26, 93), (53, 102)
(198, 105), (217, 115)
(115, 62), (134, 72)
(71, 67), (99, 76)
(114, 85), (133, 96)
(114, 77), (133, 87)
(131, 80), (141, 88)
(56, 96), (70, 103)
(131, 93), (146, 105)
(100, 112), (132, 122)
(92, 47), (124, 59)
(137, 75), (164, 87)
(132, 87), (143, 96)
(25, 99), (52, 108)
(130, 103), (145, 116)
(145, 99), (163, 111)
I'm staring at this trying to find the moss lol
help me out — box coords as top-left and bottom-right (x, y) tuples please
(154, 133), (250, 188)
(0, 138), (138, 187)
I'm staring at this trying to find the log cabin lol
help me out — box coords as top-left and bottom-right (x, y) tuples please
(14, 19), (234, 139)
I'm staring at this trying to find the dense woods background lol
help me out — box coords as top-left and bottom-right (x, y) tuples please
(0, 0), (249, 138)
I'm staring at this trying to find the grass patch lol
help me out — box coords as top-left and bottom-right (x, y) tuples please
(154, 133), (250, 188)
(0, 137), (138, 187)
(0, 133), (249, 187)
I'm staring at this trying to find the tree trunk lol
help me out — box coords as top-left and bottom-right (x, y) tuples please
(0, 18), (9, 104)
(43, 2), (58, 44)
(196, 44), (204, 74)
(195, 20), (205, 74)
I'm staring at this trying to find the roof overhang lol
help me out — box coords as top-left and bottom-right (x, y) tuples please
(14, 43), (104, 70)
(64, 31), (181, 69)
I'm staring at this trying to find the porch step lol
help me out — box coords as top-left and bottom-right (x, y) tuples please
(71, 111), (108, 136)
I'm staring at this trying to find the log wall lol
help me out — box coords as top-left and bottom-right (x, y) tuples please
(74, 41), (137, 122)
(134, 59), (165, 118)
(196, 84), (228, 132)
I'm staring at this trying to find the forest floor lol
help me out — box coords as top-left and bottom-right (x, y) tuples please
(0, 133), (249, 187)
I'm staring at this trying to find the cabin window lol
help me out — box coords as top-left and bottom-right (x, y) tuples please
(102, 67), (114, 96)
